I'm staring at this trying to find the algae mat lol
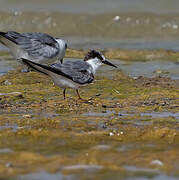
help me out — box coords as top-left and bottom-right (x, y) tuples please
(0, 68), (178, 179)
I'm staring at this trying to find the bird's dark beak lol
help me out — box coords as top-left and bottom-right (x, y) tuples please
(103, 59), (118, 68)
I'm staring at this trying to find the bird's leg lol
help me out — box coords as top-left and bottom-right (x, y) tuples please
(76, 89), (82, 100)
(75, 89), (93, 104)
(60, 58), (63, 64)
(63, 88), (66, 100)
(21, 67), (30, 73)
(27, 67), (31, 72)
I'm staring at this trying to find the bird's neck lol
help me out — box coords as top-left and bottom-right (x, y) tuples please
(86, 58), (102, 74)
(55, 39), (66, 60)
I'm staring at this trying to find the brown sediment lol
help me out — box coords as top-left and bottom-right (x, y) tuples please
(0, 68), (178, 179)
(66, 48), (179, 61)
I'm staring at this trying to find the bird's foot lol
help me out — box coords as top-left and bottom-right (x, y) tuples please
(78, 97), (93, 104)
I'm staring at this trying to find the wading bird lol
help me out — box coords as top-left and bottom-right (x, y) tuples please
(22, 50), (117, 99)
(0, 31), (67, 69)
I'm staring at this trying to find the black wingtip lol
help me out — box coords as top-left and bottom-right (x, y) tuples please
(21, 58), (48, 75)
(21, 58), (27, 63)
(0, 31), (18, 44)
(0, 32), (6, 36)
(21, 58), (34, 66)
(60, 58), (63, 64)
(21, 58), (30, 64)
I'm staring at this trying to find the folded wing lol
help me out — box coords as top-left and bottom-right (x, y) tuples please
(0, 31), (60, 61)
(22, 59), (94, 85)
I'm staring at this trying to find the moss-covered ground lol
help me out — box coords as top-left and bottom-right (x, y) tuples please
(0, 56), (178, 179)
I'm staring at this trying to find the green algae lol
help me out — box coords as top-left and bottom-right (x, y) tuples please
(0, 68), (178, 179)
(1, 47), (179, 62)
(66, 48), (179, 61)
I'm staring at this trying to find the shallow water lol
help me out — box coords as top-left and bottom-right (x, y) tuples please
(1, 0), (179, 14)
(1, 56), (179, 80)
(1, 11), (179, 50)
(0, 69), (178, 179)
(84, 111), (179, 120)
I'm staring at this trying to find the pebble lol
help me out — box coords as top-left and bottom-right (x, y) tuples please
(172, 24), (178, 29)
(109, 132), (114, 136)
(4, 80), (12, 85)
(113, 16), (120, 21)
(23, 114), (32, 118)
(150, 160), (163, 166)
(5, 162), (13, 168)
(126, 17), (131, 22)
(92, 145), (111, 150)
(63, 164), (103, 171)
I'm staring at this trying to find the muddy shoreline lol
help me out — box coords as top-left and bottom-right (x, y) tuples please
(0, 63), (178, 179)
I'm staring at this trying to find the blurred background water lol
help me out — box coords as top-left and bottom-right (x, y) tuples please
(0, 0), (179, 50)
(1, 0), (179, 14)
(0, 0), (179, 79)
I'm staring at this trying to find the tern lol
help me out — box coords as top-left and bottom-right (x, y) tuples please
(22, 50), (117, 99)
(0, 31), (67, 67)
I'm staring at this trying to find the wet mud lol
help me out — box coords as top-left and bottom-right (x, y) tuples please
(0, 64), (178, 179)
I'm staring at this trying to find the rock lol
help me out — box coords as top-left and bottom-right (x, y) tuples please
(113, 16), (120, 21)
(150, 160), (163, 166)
(22, 114), (32, 118)
(5, 162), (13, 168)
(3, 80), (12, 85)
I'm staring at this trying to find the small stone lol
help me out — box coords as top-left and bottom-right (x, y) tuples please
(150, 160), (163, 166)
(96, 93), (101, 97)
(126, 17), (131, 22)
(133, 76), (138, 80)
(5, 162), (13, 168)
(155, 69), (162, 74)
(4, 80), (12, 85)
(102, 105), (107, 108)
(92, 145), (111, 150)
(109, 132), (114, 136)
(113, 16), (120, 21)
(162, 22), (171, 28)
(14, 11), (18, 16)
(172, 24), (178, 29)
(23, 114), (32, 118)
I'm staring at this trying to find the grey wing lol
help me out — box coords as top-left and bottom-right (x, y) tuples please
(16, 32), (59, 60)
(0, 31), (22, 44)
(22, 32), (58, 48)
(51, 61), (94, 84)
